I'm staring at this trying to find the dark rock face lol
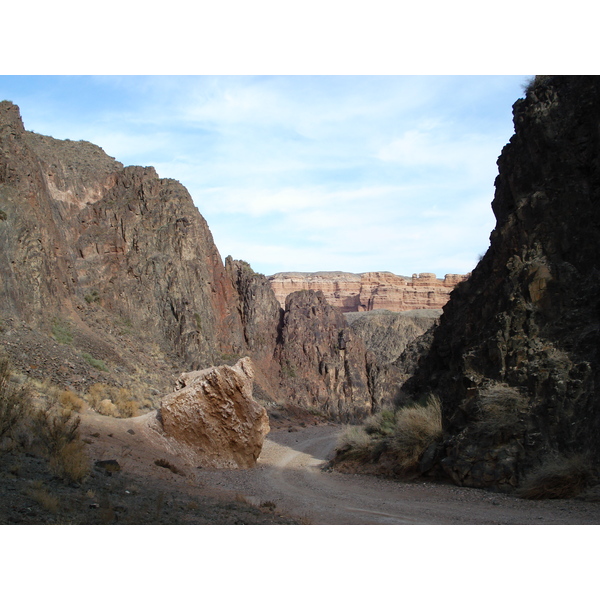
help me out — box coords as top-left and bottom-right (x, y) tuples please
(404, 76), (600, 491)
(345, 309), (441, 410)
(224, 257), (283, 400)
(276, 290), (371, 421)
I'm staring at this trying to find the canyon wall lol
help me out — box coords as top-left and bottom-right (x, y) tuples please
(402, 76), (600, 491)
(268, 271), (467, 313)
(0, 101), (431, 422)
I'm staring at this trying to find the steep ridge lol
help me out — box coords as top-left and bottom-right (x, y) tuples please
(268, 271), (466, 312)
(0, 101), (246, 380)
(402, 76), (600, 491)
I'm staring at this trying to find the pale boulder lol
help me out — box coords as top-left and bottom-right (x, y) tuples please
(160, 357), (269, 468)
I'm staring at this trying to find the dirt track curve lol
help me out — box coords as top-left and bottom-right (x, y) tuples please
(198, 425), (600, 525)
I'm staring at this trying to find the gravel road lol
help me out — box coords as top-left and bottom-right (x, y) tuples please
(198, 424), (600, 525)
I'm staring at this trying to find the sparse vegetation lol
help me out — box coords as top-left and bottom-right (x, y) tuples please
(51, 318), (73, 345)
(154, 458), (184, 475)
(194, 313), (202, 332)
(81, 352), (108, 372)
(0, 356), (31, 445)
(517, 453), (594, 499)
(282, 361), (297, 378)
(85, 383), (140, 418)
(84, 289), (100, 304)
(32, 393), (90, 483)
(27, 481), (59, 513)
(0, 208), (7, 221)
(335, 395), (443, 475)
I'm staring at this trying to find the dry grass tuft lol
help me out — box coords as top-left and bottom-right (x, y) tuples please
(387, 395), (443, 472)
(335, 395), (443, 474)
(470, 383), (528, 437)
(335, 425), (374, 461)
(517, 453), (594, 499)
(27, 481), (59, 513)
(58, 390), (84, 413)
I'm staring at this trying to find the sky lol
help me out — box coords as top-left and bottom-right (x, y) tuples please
(0, 75), (530, 277)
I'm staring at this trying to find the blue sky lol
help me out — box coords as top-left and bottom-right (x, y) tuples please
(0, 75), (530, 277)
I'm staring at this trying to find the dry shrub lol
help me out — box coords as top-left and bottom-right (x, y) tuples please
(59, 390), (84, 413)
(27, 481), (59, 513)
(33, 399), (80, 457)
(49, 440), (90, 483)
(154, 458), (184, 475)
(387, 395), (443, 472)
(114, 387), (138, 418)
(363, 409), (396, 437)
(0, 356), (31, 443)
(471, 383), (528, 437)
(86, 383), (140, 418)
(517, 453), (594, 499)
(335, 425), (376, 463)
(335, 396), (443, 471)
(86, 383), (107, 410)
(98, 399), (118, 417)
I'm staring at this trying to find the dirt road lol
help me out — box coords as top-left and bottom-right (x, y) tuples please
(199, 424), (600, 524)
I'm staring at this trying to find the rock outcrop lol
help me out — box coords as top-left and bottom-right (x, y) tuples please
(268, 271), (467, 313)
(402, 76), (600, 492)
(276, 290), (372, 421)
(160, 358), (269, 468)
(345, 309), (442, 410)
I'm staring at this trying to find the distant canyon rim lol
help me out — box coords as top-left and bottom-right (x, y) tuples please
(267, 271), (468, 313)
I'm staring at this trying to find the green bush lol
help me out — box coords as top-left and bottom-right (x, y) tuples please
(51, 318), (73, 344)
(81, 352), (108, 372)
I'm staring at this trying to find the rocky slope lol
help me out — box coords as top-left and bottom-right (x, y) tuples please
(268, 271), (466, 313)
(400, 76), (600, 492)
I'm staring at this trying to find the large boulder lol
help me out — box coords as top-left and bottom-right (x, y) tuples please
(159, 357), (269, 468)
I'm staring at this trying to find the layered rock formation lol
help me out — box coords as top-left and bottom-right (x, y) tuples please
(160, 358), (269, 468)
(402, 76), (600, 491)
(268, 271), (466, 313)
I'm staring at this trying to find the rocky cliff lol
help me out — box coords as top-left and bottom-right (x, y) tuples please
(0, 101), (249, 401)
(1, 101), (423, 422)
(402, 76), (600, 492)
(268, 271), (466, 313)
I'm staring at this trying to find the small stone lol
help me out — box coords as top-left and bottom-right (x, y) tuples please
(127, 429), (135, 435)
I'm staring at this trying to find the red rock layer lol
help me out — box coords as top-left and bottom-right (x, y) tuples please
(268, 271), (468, 313)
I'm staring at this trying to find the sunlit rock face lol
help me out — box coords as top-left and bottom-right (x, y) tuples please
(160, 358), (269, 469)
(268, 271), (467, 313)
